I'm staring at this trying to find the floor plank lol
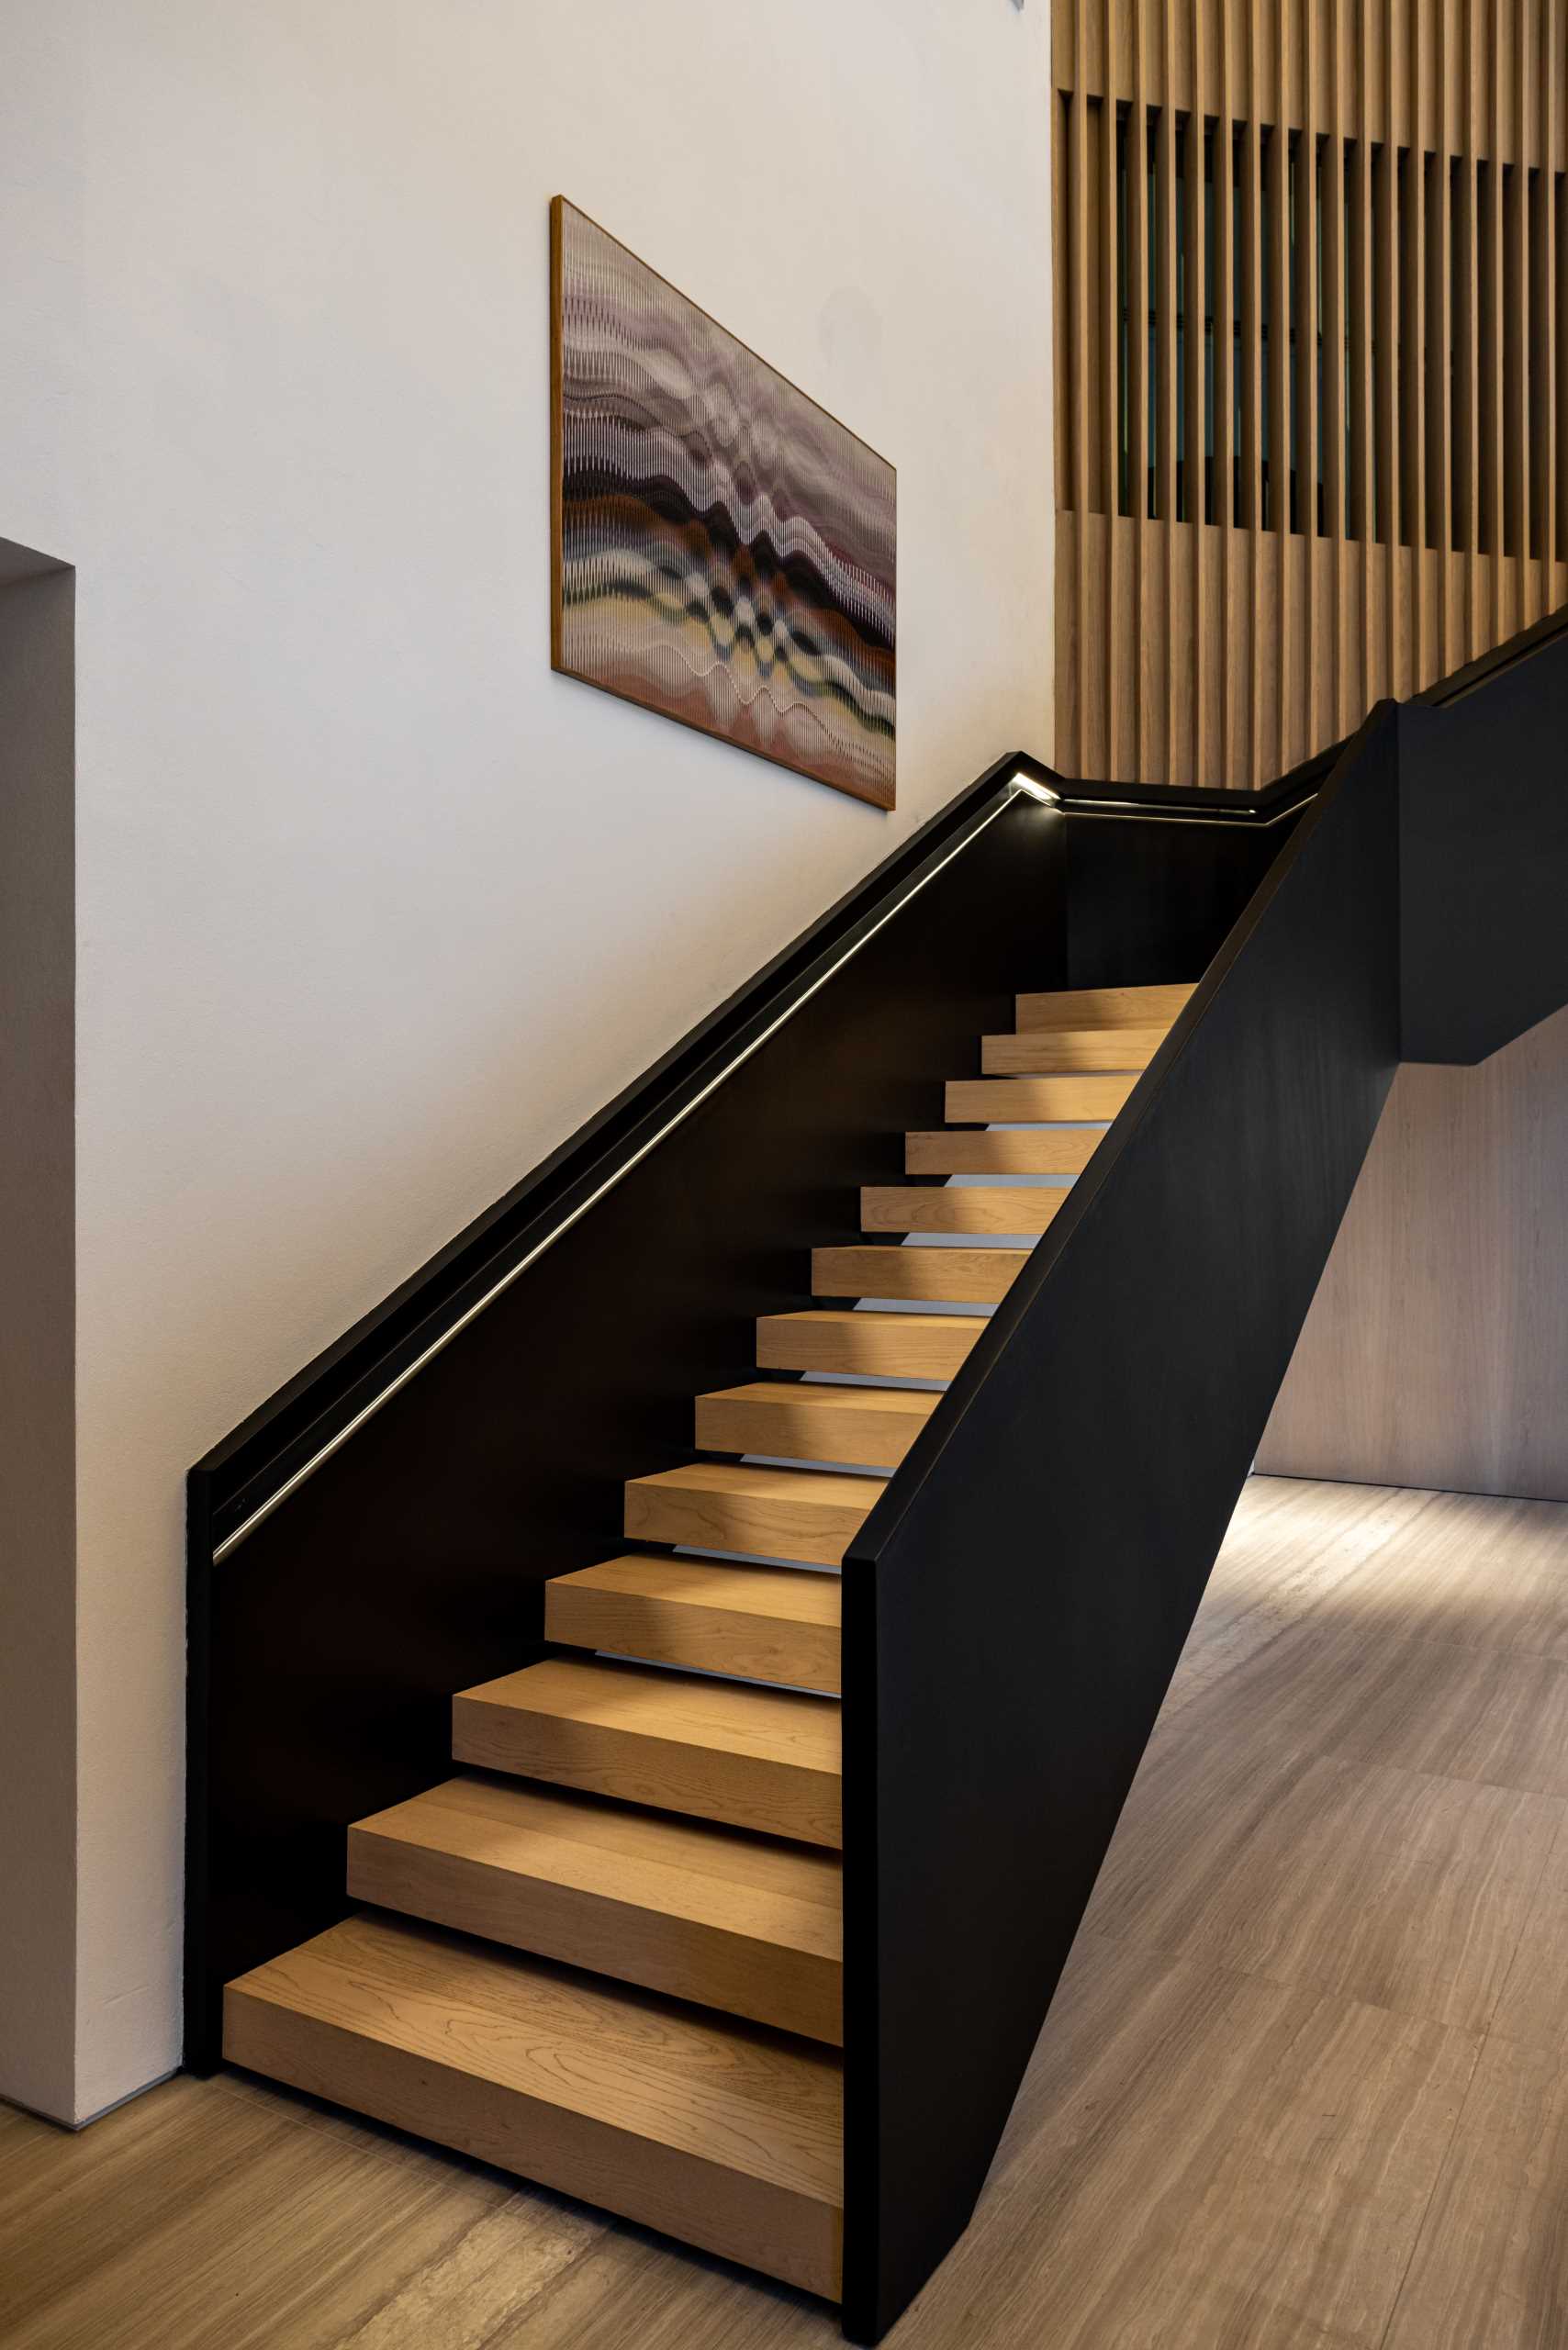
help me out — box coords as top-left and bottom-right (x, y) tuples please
(1317, 1488), (1568, 1665)
(0, 2073), (599, 2350)
(1157, 1479), (1439, 1719)
(1382, 2030), (1568, 2350)
(1151, 1582), (1568, 1798)
(1089, 1748), (1562, 2034)
(1316, 1636), (1568, 1796)
(1487, 1808), (1568, 2055)
(894, 1937), (1479, 2350)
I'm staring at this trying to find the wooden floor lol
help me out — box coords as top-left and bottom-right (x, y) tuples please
(8, 1473), (1568, 2348)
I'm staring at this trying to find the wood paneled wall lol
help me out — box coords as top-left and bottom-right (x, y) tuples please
(1055, 0), (1568, 787)
(1258, 1002), (1568, 1501)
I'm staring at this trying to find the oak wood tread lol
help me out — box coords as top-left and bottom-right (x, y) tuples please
(906, 1126), (1106, 1175)
(547, 1551), (842, 1692)
(694, 1380), (936, 1469)
(757, 1308), (986, 1378)
(812, 1244), (1030, 1303)
(223, 1911), (844, 2299)
(453, 1656), (844, 1845)
(624, 1460), (883, 1565)
(347, 1774), (844, 2042)
(861, 1185), (1071, 1236)
(981, 1024), (1170, 1075)
(946, 1073), (1140, 1123)
(1014, 980), (1194, 1029)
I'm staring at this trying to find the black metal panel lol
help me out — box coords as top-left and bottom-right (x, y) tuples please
(839, 710), (1402, 2343)
(185, 793), (1071, 2070)
(1401, 626), (1568, 1064)
(1063, 811), (1289, 989)
(1059, 743), (1330, 990)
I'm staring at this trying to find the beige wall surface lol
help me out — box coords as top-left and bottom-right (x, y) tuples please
(0, 1), (1055, 2118)
(1260, 1005), (1568, 1503)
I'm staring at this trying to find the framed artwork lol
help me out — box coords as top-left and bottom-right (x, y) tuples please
(550, 196), (896, 810)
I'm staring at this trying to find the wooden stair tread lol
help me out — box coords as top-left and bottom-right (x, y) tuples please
(1014, 980), (1194, 1028)
(946, 1073), (1140, 1123)
(349, 1774), (843, 2042)
(812, 1245), (1029, 1303)
(224, 1911), (843, 2299)
(757, 1309), (985, 1378)
(548, 1552), (841, 1692)
(981, 1024), (1169, 1075)
(906, 1126), (1104, 1175)
(553, 1552), (841, 1627)
(454, 1656), (843, 1845)
(695, 1380), (936, 1468)
(457, 1656), (842, 1768)
(625, 1460), (882, 1566)
(862, 1185), (1070, 1235)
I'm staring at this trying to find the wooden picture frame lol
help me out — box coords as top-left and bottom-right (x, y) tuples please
(550, 196), (897, 810)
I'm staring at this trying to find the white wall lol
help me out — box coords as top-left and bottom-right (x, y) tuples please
(0, 0), (1054, 2120)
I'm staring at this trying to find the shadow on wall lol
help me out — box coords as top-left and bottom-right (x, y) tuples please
(0, 533), (77, 2121)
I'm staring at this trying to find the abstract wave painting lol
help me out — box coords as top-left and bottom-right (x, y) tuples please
(551, 198), (896, 809)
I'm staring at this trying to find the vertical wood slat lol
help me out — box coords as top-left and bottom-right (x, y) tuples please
(1156, 0), (1182, 777)
(1071, 4), (1092, 772)
(1054, 78), (1072, 758)
(1128, 0), (1151, 776)
(1505, 0), (1526, 626)
(1186, 0), (1208, 784)
(1239, 0), (1264, 784)
(1100, 0), (1121, 773)
(1405, 0), (1428, 684)
(1547, 0), (1562, 592)
(1322, 0), (1347, 733)
(1215, 0), (1236, 781)
(1269, 0), (1291, 768)
(1513, 0), (1534, 624)
(1495, 0), (1514, 639)
(1378, 0), (1401, 698)
(1297, 0), (1318, 765)
(1456, 0), (1481, 659)
(1350, 4), (1376, 715)
(1535, 0), (1557, 607)
(1558, 24), (1568, 577)
(1429, 0), (1454, 675)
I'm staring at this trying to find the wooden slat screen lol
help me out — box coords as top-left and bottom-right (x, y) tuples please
(1055, 0), (1568, 787)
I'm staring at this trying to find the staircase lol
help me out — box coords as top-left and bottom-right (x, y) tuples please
(196, 621), (1568, 2340)
(221, 981), (1190, 2305)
